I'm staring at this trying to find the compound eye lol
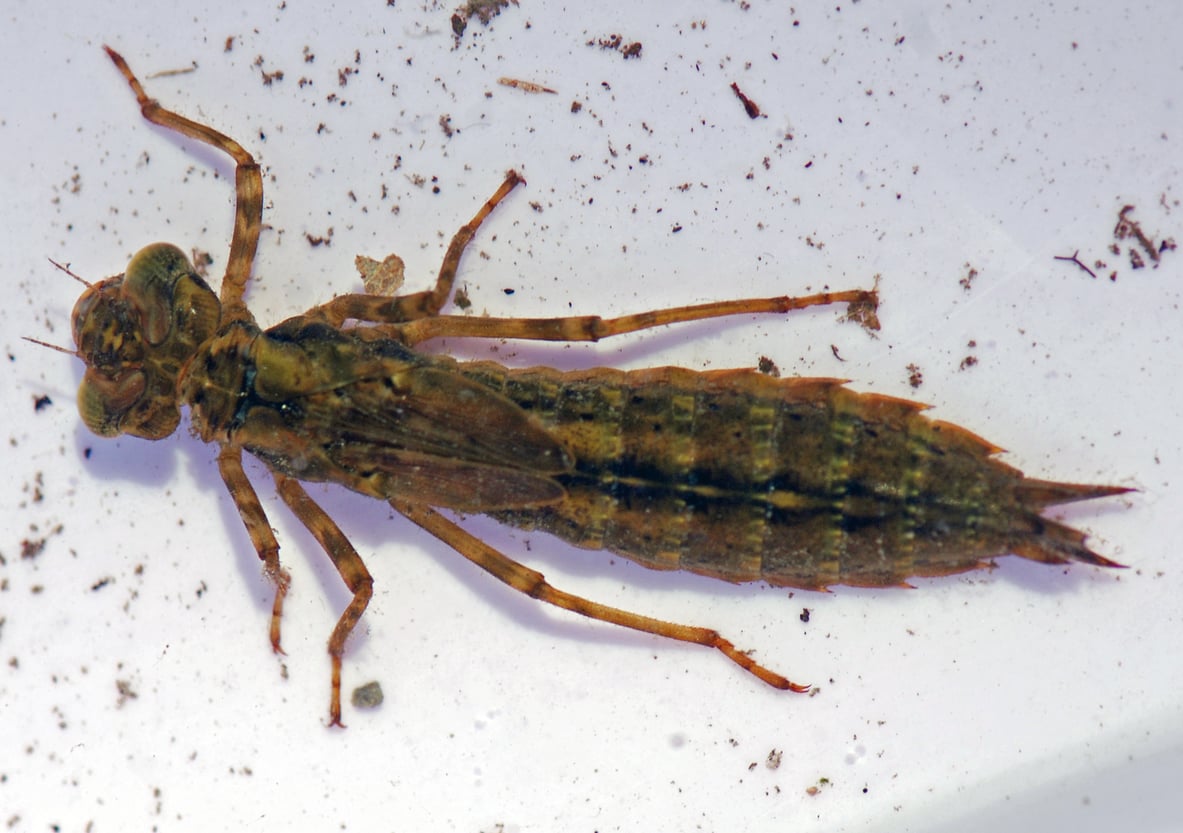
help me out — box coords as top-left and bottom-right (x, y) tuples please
(77, 367), (180, 440)
(123, 243), (197, 345)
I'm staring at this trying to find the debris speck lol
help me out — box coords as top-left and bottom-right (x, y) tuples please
(1053, 250), (1097, 279)
(589, 34), (643, 59)
(729, 82), (763, 118)
(355, 255), (406, 298)
(958, 264), (978, 291)
(906, 363), (924, 389)
(305, 228), (334, 247)
(1114, 204), (1161, 264)
(116, 678), (139, 708)
(351, 681), (385, 709)
(451, 0), (518, 45)
(498, 77), (557, 95)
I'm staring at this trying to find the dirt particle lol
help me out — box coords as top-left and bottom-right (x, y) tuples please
(906, 363), (924, 389)
(959, 264), (978, 292)
(451, 0), (517, 45)
(351, 680), (385, 709)
(589, 34), (643, 59)
(730, 82), (763, 119)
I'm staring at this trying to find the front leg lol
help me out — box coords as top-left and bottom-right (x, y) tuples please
(104, 47), (263, 321)
(217, 447), (291, 656)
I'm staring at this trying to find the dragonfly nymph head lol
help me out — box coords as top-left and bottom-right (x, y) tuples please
(72, 242), (221, 440)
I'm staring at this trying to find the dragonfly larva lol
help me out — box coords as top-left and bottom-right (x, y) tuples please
(45, 48), (1128, 725)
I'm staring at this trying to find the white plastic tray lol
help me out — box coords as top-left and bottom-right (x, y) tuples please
(2, 3), (1178, 830)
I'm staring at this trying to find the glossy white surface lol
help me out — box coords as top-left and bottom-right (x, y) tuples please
(2, 3), (1179, 831)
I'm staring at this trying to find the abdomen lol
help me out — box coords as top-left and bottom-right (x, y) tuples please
(455, 361), (1121, 590)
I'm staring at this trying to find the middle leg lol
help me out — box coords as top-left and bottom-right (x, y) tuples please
(310, 171), (525, 329)
(273, 475), (375, 728)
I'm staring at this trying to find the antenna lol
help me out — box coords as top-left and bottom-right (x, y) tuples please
(48, 257), (93, 288)
(22, 336), (79, 357)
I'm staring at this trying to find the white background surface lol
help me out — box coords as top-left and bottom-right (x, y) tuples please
(2, 2), (1180, 831)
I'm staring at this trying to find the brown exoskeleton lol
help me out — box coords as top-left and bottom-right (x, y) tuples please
(53, 48), (1127, 726)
